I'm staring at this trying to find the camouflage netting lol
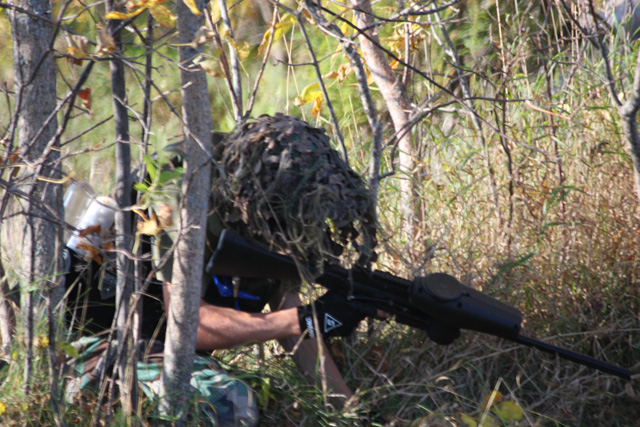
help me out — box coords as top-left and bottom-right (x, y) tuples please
(211, 113), (377, 270)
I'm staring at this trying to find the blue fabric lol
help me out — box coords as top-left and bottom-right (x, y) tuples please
(213, 275), (261, 310)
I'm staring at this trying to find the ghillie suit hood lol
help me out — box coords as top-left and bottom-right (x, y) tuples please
(211, 114), (377, 271)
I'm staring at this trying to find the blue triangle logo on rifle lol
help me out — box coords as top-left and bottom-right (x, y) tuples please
(324, 313), (342, 333)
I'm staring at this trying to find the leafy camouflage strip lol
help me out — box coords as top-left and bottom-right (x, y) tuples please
(64, 337), (258, 426)
(211, 113), (377, 270)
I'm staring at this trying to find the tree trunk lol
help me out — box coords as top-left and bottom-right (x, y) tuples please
(107, 1), (135, 415)
(159, 0), (213, 422)
(349, 0), (417, 242)
(618, 49), (640, 203)
(0, 263), (15, 356)
(8, 0), (61, 393)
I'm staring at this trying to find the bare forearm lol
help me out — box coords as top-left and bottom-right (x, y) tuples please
(162, 282), (300, 350)
(195, 303), (300, 350)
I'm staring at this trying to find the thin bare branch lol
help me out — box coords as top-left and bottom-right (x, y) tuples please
(205, 7), (242, 120)
(217, 0), (243, 119)
(296, 11), (348, 163)
(245, 3), (279, 121)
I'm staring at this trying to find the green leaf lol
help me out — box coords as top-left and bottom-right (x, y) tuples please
(542, 185), (584, 216)
(158, 168), (183, 185)
(489, 250), (538, 285)
(460, 413), (477, 427)
(144, 154), (157, 182)
(493, 400), (524, 424)
(60, 343), (79, 358)
(134, 182), (150, 193)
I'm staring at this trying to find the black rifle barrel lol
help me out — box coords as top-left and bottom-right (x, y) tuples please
(513, 335), (632, 380)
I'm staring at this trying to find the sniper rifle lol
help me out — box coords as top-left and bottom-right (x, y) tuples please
(206, 229), (632, 380)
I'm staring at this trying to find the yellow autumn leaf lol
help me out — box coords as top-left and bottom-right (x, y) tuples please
(481, 390), (503, 410)
(209, 0), (220, 22)
(236, 41), (251, 59)
(183, 0), (202, 16)
(76, 243), (103, 264)
(337, 63), (353, 82)
(150, 5), (176, 27)
(366, 67), (374, 86)
(105, 10), (144, 20)
(294, 82), (321, 106)
(340, 21), (349, 35)
(132, 208), (149, 222)
(34, 335), (49, 350)
(66, 46), (84, 60)
(258, 20), (294, 55)
(0, 401), (5, 415)
(493, 400), (524, 424)
(257, 28), (272, 55)
(104, 11), (129, 19)
(280, 12), (297, 24)
(137, 215), (161, 236)
(273, 21), (294, 43)
(322, 71), (339, 80)
(106, 0), (169, 22)
(311, 96), (323, 118)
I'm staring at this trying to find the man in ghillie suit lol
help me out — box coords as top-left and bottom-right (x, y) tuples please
(64, 114), (381, 426)
(210, 113), (377, 269)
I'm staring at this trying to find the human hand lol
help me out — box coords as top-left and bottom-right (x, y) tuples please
(297, 291), (376, 338)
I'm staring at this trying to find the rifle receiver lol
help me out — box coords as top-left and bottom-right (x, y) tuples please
(411, 274), (522, 339)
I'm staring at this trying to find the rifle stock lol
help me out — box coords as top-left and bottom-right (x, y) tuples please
(207, 229), (632, 380)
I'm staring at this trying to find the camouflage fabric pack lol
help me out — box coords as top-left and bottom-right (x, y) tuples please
(64, 336), (259, 426)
